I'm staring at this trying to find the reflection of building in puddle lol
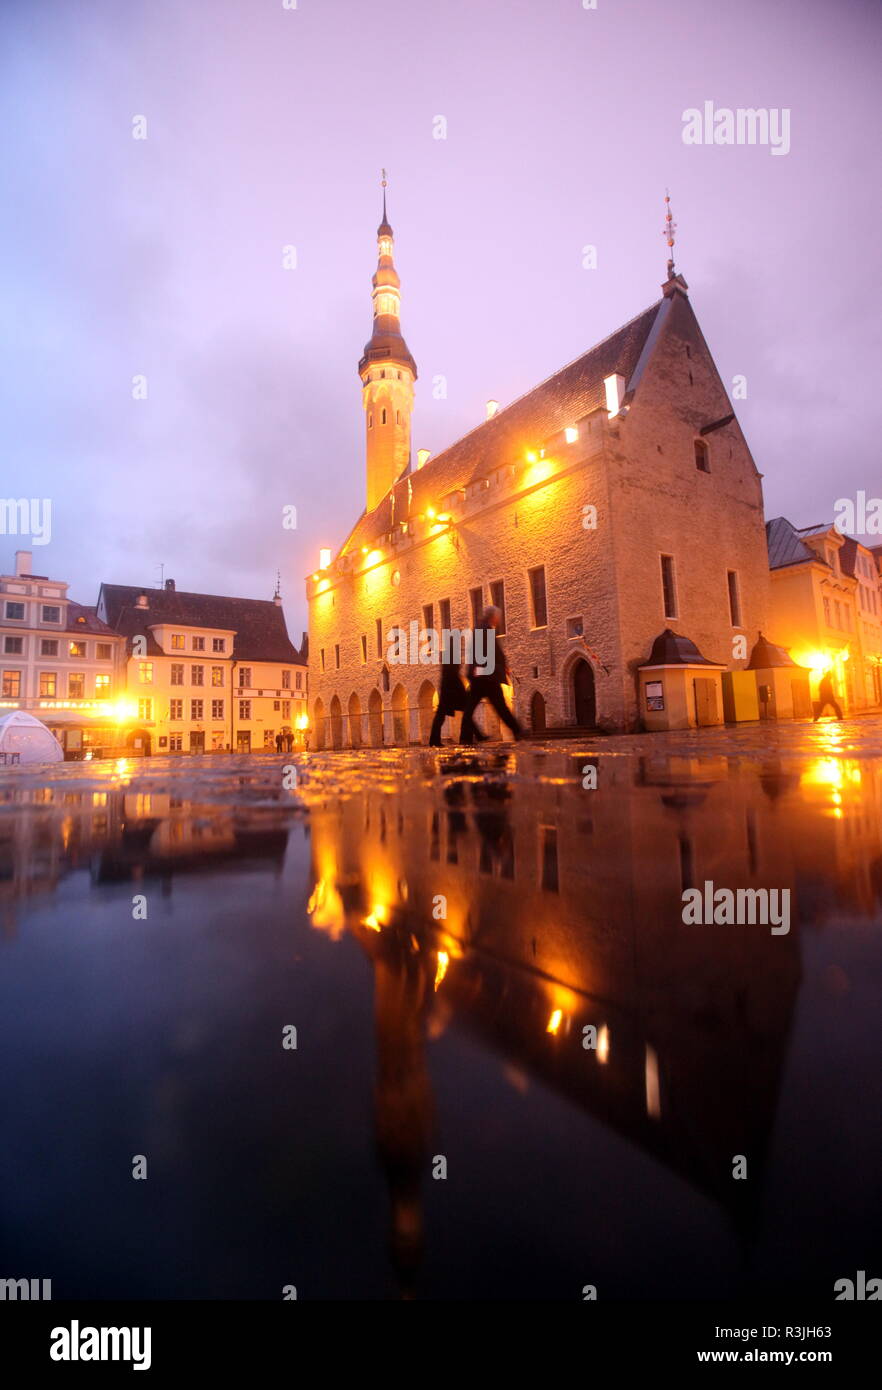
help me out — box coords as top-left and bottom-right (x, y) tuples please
(0, 787), (290, 933)
(306, 753), (882, 1291)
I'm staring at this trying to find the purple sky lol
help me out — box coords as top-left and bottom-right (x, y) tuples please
(2, 0), (880, 636)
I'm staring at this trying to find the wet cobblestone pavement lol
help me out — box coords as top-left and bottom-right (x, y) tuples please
(1, 717), (880, 1299)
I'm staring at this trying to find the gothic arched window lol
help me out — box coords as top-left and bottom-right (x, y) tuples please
(381, 408), (387, 425)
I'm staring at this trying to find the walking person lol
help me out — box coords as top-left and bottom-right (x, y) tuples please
(813, 672), (843, 721)
(460, 606), (523, 744)
(428, 635), (488, 746)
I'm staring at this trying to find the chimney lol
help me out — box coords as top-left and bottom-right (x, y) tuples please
(135, 592), (149, 609)
(416, 448), (431, 469)
(603, 373), (626, 417)
(15, 550), (32, 577)
(485, 400), (499, 420)
(273, 590), (283, 607)
(164, 578), (175, 591)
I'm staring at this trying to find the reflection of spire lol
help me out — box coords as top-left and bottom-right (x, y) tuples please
(369, 921), (435, 1298)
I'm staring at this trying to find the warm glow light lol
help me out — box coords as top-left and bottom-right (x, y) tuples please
(564, 426), (579, 443)
(317, 578), (330, 593)
(426, 506), (436, 520)
(295, 713), (309, 730)
(362, 903), (388, 931)
(319, 548), (331, 569)
(546, 1009), (563, 1035)
(312, 572), (319, 581)
(434, 950), (449, 990)
(597, 1024), (610, 1064)
(525, 450), (538, 463)
(111, 698), (138, 723)
(365, 548), (384, 567)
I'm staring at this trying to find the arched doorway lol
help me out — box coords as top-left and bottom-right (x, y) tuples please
(391, 684), (408, 744)
(313, 698), (326, 751)
(126, 727), (152, 756)
(530, 690), (546, 734)
(368, 688), (384, 747)
(572, 658), (596, 726)
(329, 695), (343, 749)
(347, 692), (362, 748)
(417, 680), (437, 744)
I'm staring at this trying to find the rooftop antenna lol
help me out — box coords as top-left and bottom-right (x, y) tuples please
(662, 189), (677, 279)
(156, 562), (165, 589)
(274, 569), (281, 599)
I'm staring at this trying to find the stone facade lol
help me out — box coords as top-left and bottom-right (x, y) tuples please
(308, 244), (772, 742)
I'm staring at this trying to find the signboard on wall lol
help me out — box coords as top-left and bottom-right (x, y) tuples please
(645, 680), (664, 712)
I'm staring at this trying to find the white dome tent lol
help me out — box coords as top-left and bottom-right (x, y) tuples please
(0, 711), (64, 765)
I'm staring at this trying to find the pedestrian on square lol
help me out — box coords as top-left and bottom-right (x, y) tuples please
(460, 606), (523, 744)
(813, 672), (843, 721)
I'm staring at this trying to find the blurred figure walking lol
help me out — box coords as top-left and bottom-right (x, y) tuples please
(460, 606), (523, 744)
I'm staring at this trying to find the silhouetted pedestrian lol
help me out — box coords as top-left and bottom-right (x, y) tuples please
(813, 673), (843, 721)
(429, 638), (490, 746)
(460, 606), (523, 744)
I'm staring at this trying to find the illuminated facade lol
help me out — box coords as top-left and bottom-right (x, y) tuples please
(0, 550), (125, 754)
(98, 580), (308, 754)
(307, 201), (773, 740)
(766, 518), (882, 711)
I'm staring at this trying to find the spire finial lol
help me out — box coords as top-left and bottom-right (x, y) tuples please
(662, 188), (677, 279)
(381, 167), (387, 224)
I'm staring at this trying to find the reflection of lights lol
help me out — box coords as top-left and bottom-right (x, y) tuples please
(645, 1044), (661, 1119)
(804, 758), (843, 789)
(306, 879), (326, 915)
(546, 1009), (563, 1036)
(597, 1024), (610, 1064)
(434, 950), (449, 990)
(362, 903), (388, 931)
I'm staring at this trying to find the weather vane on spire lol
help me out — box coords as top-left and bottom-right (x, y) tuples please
(662, 189), (677, 279)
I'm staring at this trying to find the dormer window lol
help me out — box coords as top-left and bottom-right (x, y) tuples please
(694, 439), (710, 472)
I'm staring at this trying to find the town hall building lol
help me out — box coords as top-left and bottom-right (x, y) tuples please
(307, 194), (775, 742)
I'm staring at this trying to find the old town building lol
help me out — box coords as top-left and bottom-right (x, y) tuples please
(307, 196), (773, 741)
(98, 581), (307, 754)
(0, 550), (126, 755)
(766, 517), (882, 711)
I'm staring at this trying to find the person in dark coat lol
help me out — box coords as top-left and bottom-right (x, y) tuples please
(428, 634), (489, 747)
(459, 606), (523, 744)
(813, 672), (843, 721)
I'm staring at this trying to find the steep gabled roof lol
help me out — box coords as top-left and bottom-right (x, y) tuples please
(99, 585), (303, 663)
(766, 516), (829, 570)
(339, 299), (663, 556)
